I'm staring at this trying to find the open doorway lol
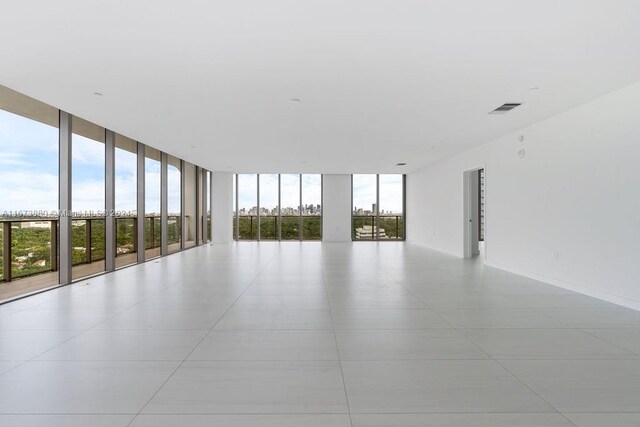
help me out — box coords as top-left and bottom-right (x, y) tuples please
(463, 167), (485, 259)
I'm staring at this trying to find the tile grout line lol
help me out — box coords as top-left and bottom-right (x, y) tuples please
(322, 257), (354, 427)
(578, 328), (640, 357)
(126, 248), (279, 427)
(376, 260), (577, 424)
(0, 278), (185, 380)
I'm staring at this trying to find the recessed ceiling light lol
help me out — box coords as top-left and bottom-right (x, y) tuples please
(528, 86), (540, 91)
(290, 98), (301, 102)
(93, 92), (103, 96)
(396, 162), (407, 166)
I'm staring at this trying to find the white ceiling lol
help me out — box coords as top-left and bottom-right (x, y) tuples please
(1, 0), (639, 173)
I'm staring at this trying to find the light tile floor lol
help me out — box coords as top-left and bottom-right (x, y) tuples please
(0, 242), (639, 426)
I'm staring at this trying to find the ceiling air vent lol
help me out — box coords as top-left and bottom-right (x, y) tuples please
(489, 103), (522, 114)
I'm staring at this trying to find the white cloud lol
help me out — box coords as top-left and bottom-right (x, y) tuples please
(0, 170), (58, 213)
(72, 134), (106, 165)
(280, 174), (300, 211)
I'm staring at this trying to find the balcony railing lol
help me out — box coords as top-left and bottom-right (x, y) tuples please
(1, 219), (58, 283)
(352, 215), (404, 240)
(233, 215), (322, 240)
(0, 215), (183, 285)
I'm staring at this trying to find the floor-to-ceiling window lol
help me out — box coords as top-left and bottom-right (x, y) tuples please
(280, 174), (300, 240)
(232, 174), (323, 241)
(167, 156), (181, 252)
(237, 174), (258, 240)
(378, 174), (405, 240)
(302, 174), (322, 240)
(206, 170), (211, 241)
(259, 174), (279, 240)
(0, 84), (213, 302)
(0, 86), (60, 299)
(183, 162), (197, 248)
(198, 168), (208, 244)
(352, 174), (378, 240)
(144, 147), (161, 259)
(232, 174), (237, 239)
(352, 174), (405, 241)
(479, 168), (485, 242)
(114, 134), (137, 268)
(72, 118), (106, 279)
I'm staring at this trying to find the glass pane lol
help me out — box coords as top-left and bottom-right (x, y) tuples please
(280, 174), (300, 240)
(302, 174), (322, 240)
(237, 174), (257, 240)
(259, 174), (279, 240)
(11, 221), (56, 279)
(206, 171), (211, 241)
(199, 169), (206, 244)
(379, 174), (404, 240)
(72, 117), (106, 279)
(183, 162), (197, 248)
(0, 85), (59, 299)
(115, 218), (135, 268)
(167, 156), (181, 253)
(232, 174), (237, 240)
(144, 148), (161, 259)
(352, 174), (377, 240)
(0, 226), (3, 282)
(114, 134), (137, 268)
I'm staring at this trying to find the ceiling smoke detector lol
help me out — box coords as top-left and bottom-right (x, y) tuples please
(489, 103), (522, 114)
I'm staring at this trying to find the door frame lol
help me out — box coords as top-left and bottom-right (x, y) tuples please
(463, 166), (485, 259)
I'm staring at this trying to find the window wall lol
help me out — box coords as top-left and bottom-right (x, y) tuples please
(302, 174), (322, 240)
(114, 134), (137, 268)
(72, 118), (106, 279)
(0, 84), (213, 303)
(237, 174), (258, 240)
(352, 174), (405, 240)
(206, 170), (211, 241)
(232, 174), (237, 239)
(352, 174), (378, 240)
(233, 174), (322, 241)
(144, 147), (161, 259)
(0, 86), (60, 300)
(378, 174), (405, 240)
(281, 174), (300, 240)
(183, 162), (197, 248)
(259, 174), (279, 240)
(167, 156), (182, 253)
(197, 168), (209, 245)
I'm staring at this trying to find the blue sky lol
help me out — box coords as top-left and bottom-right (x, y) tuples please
(0, 109), (59, 213)
(0, 109), (172, 216)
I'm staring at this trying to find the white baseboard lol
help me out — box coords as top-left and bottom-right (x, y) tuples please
(484, 260), (640, 312)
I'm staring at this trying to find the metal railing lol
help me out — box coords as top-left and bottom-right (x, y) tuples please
(0, 215), (182, 284)
(352, 215), (404, 240)
(233, 214), (322, 241)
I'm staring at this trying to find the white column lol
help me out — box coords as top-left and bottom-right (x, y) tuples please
(322, 174), (352, 242)
(212, 172), (234, 243)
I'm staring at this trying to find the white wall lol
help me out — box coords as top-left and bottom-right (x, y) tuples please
(407, 82), (640, 310)
(322, 174), (352, 242)
(212, 172), (233, 243)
